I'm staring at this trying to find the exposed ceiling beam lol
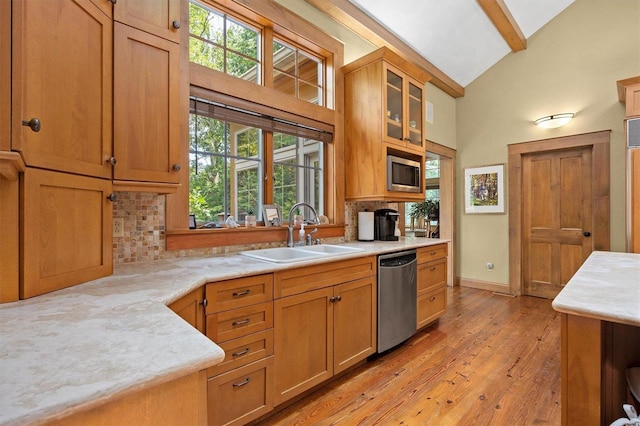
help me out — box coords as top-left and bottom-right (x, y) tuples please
(476, 0), (526, 52)
(304, 0), (465, 98)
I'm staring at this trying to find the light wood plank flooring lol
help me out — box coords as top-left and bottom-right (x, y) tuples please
(258, 286), (561, 425)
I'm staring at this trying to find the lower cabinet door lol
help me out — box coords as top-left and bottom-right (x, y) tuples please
(333, 276), (376, 374)
(274, 287), (333, 405)
(21, 167), (113, 298)
(207, 357), (273, 426)
(417, 288), (446, 329)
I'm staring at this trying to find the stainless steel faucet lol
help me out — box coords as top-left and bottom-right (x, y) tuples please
(287, 202), (320, 247)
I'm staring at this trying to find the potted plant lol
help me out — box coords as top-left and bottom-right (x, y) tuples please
(409, 200), (439, 230)
(245, 208), (257, 228)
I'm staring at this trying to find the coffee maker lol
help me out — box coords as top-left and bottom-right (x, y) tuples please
(374, 208), (399, 241)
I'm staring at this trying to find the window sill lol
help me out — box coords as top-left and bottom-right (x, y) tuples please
(166, 224), (345, 251)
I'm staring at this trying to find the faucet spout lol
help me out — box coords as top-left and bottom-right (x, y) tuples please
(287, 202), (320, 247)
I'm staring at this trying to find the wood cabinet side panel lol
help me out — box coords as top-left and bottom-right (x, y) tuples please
(0, 178), (19, 302)
(561, 314), (602, 426)
(44, 370), (207, 426)
(168, 287), (205, 333)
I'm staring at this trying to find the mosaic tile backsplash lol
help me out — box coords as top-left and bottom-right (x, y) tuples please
(113, 192), (398, 264)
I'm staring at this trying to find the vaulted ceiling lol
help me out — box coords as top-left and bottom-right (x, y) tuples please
(305, 0), (574, 98)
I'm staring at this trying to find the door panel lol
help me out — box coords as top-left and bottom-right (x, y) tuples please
(522, 147), (593, 298)
(12, 0), (113, 178)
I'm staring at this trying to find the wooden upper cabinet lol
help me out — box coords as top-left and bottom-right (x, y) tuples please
(11, 0), (113, 179)
(21, 168), (113, 299)
(383, 63), (425, 154)
(113, 22), (182, 184)
(343, 47), (429, 202)
(114, 0), (181, 43)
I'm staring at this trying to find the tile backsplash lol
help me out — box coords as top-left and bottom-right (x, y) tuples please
(113, 192), (398, 264)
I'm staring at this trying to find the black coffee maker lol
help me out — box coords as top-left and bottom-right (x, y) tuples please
(374, 208), (399, 241)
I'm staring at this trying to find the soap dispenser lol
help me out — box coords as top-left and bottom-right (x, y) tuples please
(298, 223), (305, 246)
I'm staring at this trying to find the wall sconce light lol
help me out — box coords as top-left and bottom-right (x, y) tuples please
(534, 113), (575, 128)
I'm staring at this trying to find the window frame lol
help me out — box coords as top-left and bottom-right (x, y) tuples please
(165, 0), (345, 250)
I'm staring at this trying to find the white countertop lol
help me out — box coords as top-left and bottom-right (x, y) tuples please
(552, 251), (640, 327)
(0, 237), (447, 426)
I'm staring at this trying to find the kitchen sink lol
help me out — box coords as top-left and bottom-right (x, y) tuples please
(239, 245), (364, 263)
(297, 244), (365, 255)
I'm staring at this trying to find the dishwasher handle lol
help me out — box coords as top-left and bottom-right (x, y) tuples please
(378, 250), (417, 268)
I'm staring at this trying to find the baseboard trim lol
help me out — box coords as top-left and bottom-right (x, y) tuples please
(457, 277), (513, 295)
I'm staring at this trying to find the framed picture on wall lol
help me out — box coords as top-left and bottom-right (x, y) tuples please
(464, 164), (506, 214)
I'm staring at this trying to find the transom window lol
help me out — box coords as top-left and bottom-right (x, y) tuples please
(189, 1), (261, 83)
(273, 39), (324, 105)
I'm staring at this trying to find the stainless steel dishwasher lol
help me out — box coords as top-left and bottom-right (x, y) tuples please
(377, 249), (417, 352)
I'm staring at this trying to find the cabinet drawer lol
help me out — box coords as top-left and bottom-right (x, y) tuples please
(206, 274), (273, 314)
(417, 258), (447, 294)
(417, 289), (446, 330)
(206, 302), (273, 343)
(417, 244), (447, 264)
(207, 329), (274, 377)
(274, 256), (376, 298)
(207, 357), (274, 426)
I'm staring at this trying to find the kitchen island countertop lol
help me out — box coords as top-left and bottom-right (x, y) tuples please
(0, 237), (448, 426)
(552, 250), (640, 327)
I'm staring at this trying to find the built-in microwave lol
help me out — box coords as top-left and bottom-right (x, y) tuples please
(387, 155), (422, 193)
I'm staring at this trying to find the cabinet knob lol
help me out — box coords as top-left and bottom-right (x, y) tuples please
(172, 20), (181, 29)
(107, 193), (118, 202)
(108, 157), (117, 166)
(21, 118), (41, 132)
(199, 298), (208, 308)
(583, 231), (591, 237)
(429, 296), (436, 302)
(404, 137), (412, 143)
(172, 164), (181, 172)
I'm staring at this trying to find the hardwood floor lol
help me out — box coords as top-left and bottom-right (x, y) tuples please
(258, 286), (561, 425)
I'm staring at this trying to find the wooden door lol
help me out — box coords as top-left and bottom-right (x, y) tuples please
(21, 168), (113, 299)
(113, 0), (181, 43)
(113, 22), (181, 184)
(333, 277), (376, 374)
(522, 147), (593, 298)
(273, 287), (333, 405)
(11, 0), (113, 179)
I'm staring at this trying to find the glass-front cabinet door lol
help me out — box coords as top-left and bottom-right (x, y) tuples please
(385, 67), (404, 144)
(407, 80), (423, 151)
(383, 63), (424, 153)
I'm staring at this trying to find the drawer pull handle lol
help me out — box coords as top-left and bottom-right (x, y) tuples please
(232, 319), (250, 326)
(429, 267), (436, 272)
(430, 296), (437, 302)
(430, 251), (437, 256)
(232, 348), (250, 357)
(232, 377), (251, 388)
(233, 289), (251, 297)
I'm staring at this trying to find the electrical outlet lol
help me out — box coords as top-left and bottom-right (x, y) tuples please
(113, 218), (124, 238)
(486, 262), (494, 271)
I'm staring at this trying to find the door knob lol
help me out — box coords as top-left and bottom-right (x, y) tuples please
(583, 231), (591, 237)
(22, 118), (41, 132)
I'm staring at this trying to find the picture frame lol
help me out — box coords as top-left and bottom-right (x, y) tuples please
(464, 164), (506, 214)
(188, 214), (197, 229)
(262, 204), (282, 227)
